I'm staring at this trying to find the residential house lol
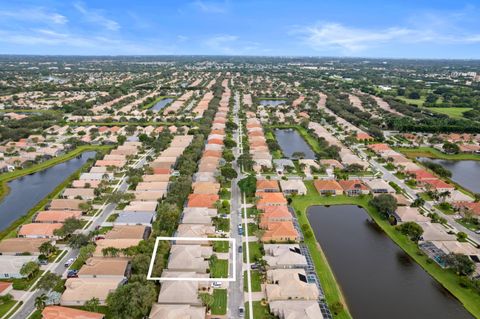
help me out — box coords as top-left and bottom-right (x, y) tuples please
(265, 269), (319, 301)
(42, 306), (104, 319)
(148, 304), (205, 319)
(18, 223), (63, 238)
(77, 257), (130, 278)
(280, 180), (307, 195)
(364, 179), (395, 194)
(256, 180), (280, 193)
(263, 244), (308, 269)
(0, 255), (38, 278)
(269, 300), (324, 319)
(60, 277), (124, 306)
(0, 238), (49, 255)
(313, 180), (343, 196)
(338, 180), (369, 196)
(261, 222), (299, 243)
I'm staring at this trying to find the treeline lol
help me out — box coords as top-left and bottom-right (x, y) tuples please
(0, 112), (63, 142)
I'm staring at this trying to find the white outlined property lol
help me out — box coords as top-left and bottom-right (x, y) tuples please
(147, 236), (236, 282)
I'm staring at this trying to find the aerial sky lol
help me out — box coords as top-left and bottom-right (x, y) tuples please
(1, 0), (480, 58)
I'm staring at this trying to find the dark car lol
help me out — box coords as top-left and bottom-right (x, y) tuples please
(238, 245), (243, 253)
(67, 270), (78, 278)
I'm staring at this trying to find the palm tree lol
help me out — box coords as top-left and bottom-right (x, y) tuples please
(35, 293), (48, 311)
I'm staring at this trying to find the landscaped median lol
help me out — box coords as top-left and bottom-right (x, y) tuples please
(292, 180), (480, 319)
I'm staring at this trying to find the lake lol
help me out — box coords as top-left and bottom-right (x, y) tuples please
(308, 205), (473, 319)
(418, 157), (480, 193)
(0, 151), (96, 232)
(259, 99), (286, 107)
(151, 98), (174, 111)
(274, 129), (316, 159)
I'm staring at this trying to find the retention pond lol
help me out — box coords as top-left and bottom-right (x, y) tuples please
(307, 204), (473, 319)
(0, 151), (96, 232)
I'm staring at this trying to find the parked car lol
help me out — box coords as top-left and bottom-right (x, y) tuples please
(250, 263), (259, 270)
(64, 258), (75, 267)
(67, 270), (78, 278)
(238, 225), (243, 235)
(238, 245), (243, 253)
(211, 281), (222, 288)
(238, 306), (245, 317)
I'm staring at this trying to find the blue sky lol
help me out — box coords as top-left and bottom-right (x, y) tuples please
(0, 0), (480, 58)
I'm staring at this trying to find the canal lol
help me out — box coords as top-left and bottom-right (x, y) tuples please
(274, 128), (316, 159)
(151, 98), (174, 111)
(0, 151), (96, 232)
(419, 157), (480, 193)
(307, 205), (473, 319)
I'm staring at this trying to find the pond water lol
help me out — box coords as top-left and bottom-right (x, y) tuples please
(151, 98), (174, 111)
(274, 129), (316, 159)
(307, 205), (473, 319)
(418, 157), (480, 193)
(259, 99), (286, 106)
(0, 151), (96, 232)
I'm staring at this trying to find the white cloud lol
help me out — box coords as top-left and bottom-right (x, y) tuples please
(204, 34), (238, 53)
(74, 2), (120, 31)
(0, 28), (174, 55)
(294, 21), (480, 54)
(192, 0), (228, 13)
(0, 8), (68, 25)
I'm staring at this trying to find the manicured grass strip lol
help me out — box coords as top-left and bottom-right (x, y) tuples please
(245, 301), (270, 319)
(211, 289), (227, 315)
(395, 147), (480, 161)
(211, 259), (229, 278)
(427, 107), (473, 119)
(0, 270), (45, 291)
(293, 180), (480, 319)
(0, 300), (18, 318)
(244, 270), (262, 292)
(291, 181), (352, 319)
(243, 242), (263, 263)
(213, 240), (230, 253)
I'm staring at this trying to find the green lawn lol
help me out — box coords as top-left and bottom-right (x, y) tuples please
(243, 242), (263, 263)
(292, 180), (480, 319)
(427, 107), (473, 119)
(244, 270), (262, 292)
(397, 96), (426, 106)
(7, 270), (44, 290)
(0, 301), (18, 318)
(210, 259), (229, 278)
(211, 289), (228, 315)
(244, 301), (271, 319)
(213, 240), (230, 253)
(395, 147), (480, 161)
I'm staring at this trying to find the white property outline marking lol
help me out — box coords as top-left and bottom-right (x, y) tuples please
(147, 236), (236, 282)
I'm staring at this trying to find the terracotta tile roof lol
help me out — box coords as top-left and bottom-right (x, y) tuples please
(338, 180), (368, 191)
(407, 169), (437, 181)
(187, 194), (219, 208)
(256, 180), (280, 190)
(18, 223), (63, 237)
(314, 180), (343, 192)
(34, 210), (82, 223)
(0, 238), (49, 254)
(42, 306), (104, 319)
(262, 221), (298, 240)
(422, 179), (454, 190)
(256, 192), (287, 206)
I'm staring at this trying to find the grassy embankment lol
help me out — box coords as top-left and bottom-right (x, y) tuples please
(292, 180), (480, 319)
(0, 145), (111, 241)
(395, 146), (480, 161)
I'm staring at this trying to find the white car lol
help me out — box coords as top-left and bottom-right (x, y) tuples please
(211, 281), (222, 288)
(64, 258), (75, 267)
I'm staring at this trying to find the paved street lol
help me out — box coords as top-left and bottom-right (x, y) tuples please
(227, 92), (247, 318)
